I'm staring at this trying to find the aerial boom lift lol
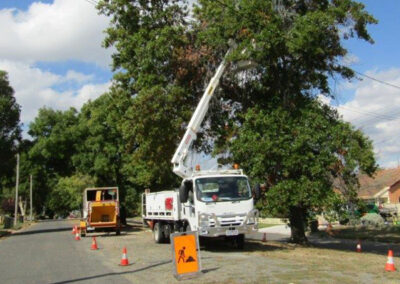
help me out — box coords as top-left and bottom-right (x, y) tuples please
(171, 47), (234, 178)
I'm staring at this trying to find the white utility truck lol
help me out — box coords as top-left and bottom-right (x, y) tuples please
(142, 46), (259, 248)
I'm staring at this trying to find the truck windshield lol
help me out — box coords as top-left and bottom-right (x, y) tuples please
(195, 176), (252, 202)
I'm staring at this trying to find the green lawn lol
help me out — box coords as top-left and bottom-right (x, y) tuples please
(258, 223), (282, 229)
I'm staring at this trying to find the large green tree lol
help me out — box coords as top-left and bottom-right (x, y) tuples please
(27, 107), (80, 214)
(231, 98), (376, 243)
(73, 90), (136, 220)
(0, 71), (21, 195)
(192, 0), (377, 243)
(97, 0), (378, 243)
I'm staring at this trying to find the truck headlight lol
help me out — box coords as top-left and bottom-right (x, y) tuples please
(199, 214), (209, 227)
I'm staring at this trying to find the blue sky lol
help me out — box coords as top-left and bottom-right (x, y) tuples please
(0, 0), (399, 168)
(343, 0), (400, 71)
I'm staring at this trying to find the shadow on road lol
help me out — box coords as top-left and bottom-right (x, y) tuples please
(49, 260), (172, 284)
(11, 227), (72, 236)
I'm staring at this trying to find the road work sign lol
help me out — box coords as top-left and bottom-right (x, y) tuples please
(170, 231), (202, 280)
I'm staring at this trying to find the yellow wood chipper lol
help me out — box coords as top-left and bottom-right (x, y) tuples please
(80, 187), (121, 236)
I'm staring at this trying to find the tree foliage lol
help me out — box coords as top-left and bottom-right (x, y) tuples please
(98, 0), (201, 191)
(73, 90), (137, 220)
(48, 174), (96, 217)
(25, 107), (80, 214)
(230, 98), (376, 242)
(0, 71), (21, 194)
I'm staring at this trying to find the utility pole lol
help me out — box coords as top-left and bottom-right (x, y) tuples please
(14, 153), (20, 227)
(30, 174), (33, 223)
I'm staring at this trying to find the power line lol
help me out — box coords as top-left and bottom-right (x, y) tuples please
(83, 0), (98, 7)
(354, 70), (400, 91)
(336, 105), (398, 121)
(374, 132), (400, 146)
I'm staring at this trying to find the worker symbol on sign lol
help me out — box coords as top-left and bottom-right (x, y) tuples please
(178, 247), (186, 263)
(178, 246), (196, 263)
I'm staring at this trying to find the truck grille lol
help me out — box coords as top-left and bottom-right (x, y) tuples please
(209, 216), (245, 227)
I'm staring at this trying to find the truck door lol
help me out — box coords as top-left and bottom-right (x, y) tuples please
(181, 181), (197, 230)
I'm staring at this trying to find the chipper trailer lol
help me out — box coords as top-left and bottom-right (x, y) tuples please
(80, 187), (121, 236)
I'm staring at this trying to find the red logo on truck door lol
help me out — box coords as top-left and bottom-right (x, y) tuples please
(165, 197), (173, 211)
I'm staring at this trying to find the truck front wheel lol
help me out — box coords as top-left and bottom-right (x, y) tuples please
(153, 222), (164, 243)
(233, 234), (245, 249)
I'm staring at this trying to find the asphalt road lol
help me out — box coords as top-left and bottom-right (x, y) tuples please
(2, 220), (400, 284)
(0, 220), (131, 284)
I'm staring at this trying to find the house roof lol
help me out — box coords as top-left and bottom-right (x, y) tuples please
(358, 167), (400, 198)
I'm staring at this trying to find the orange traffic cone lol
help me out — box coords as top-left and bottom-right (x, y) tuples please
(356, 241), (362, 253)
(91, 237), (98, 250)
(120, 247), (129, 266)
(385, 250), (396, 272)
(262, 232), (267, 242)
(75, 229), (81, 241)
(71, 225), (77, 235)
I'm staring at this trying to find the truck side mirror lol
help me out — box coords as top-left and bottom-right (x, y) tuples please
(179, 180), (193, 203)
(253, 184), (261, 201)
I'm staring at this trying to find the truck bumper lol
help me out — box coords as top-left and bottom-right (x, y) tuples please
(198, 224), (258, 237)
(198, 209), (259, 237)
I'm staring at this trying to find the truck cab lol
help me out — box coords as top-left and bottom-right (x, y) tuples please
(180, 171), (258, 238)
(142, 169), (258, 248)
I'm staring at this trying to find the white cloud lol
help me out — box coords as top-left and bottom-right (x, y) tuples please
(0, 60), (110, 126)
(65, 70), (94, 83)
(0, 0), (112, 67)
(342, 53), (360, 66)
(317, 94), (331, 105)
(335, 68), (400, 168)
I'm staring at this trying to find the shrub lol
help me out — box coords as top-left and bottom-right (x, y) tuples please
(360, 213), (385, 227)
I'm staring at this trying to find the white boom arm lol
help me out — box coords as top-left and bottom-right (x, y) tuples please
(171, 47), (233, 178)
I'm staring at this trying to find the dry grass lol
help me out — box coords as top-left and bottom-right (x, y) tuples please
(247, 241), (399, 283)
(315, 225), (400, 243)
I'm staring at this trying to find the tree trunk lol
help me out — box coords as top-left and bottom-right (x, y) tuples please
(289, 206), (308, 244)
(115, 167), (127, 225)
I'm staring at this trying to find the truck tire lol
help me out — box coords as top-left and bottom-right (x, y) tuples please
(233, 234), (245, 249)
(153, 222), (164, 243)
(116, 219), (121, 235)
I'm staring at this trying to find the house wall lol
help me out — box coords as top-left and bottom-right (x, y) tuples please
(389, 182), (400, 204)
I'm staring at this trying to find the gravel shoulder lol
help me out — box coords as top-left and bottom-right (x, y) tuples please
(75, 220), (400, 284)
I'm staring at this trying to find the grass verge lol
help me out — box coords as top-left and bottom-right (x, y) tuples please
(248, 240), (399, 283)
(314, 225), (400, 243)
(257, 223), (282, 229)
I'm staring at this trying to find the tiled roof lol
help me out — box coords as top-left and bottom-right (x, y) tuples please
(358, 167), (400, 198)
